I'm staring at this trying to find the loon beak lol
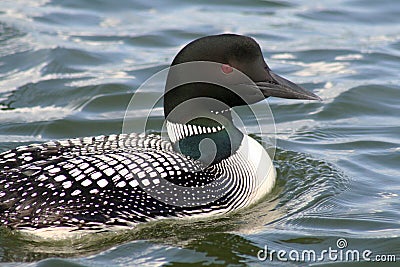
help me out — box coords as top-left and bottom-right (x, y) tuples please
(256, 71), (321, 101)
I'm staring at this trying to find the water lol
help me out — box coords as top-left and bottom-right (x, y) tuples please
(0, 0), (399, 265)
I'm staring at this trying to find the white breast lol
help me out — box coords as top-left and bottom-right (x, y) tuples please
(235, 135), (276, 206)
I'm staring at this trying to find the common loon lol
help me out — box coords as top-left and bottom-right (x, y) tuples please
(0, 34), (320, 235)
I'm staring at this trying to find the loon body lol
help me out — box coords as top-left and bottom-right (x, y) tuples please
(0, 34), (319, 234)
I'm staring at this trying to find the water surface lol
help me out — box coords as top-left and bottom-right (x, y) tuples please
(0, 0), (399, 266)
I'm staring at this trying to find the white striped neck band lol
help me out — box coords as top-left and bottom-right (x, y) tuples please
(166, 120), (226, 143)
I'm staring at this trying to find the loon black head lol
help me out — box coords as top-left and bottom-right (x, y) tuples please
(163, 34), (320, 165)
(164, 33), (320, 121)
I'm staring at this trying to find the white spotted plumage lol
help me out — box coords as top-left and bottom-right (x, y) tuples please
(0, 130), (275, 234)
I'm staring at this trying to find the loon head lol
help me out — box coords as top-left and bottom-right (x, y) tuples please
(163, 34), (320, 165)
(164, 33), (320, 121)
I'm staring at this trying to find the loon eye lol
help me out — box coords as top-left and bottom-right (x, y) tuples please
(221, 64), (233, 74)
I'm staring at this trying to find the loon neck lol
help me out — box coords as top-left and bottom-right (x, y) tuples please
(166, 116), (244, 166)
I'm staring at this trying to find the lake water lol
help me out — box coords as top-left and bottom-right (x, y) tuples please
(0, 0), (399, 266)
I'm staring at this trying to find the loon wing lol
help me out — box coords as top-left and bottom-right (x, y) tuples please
(0, 134), (228, 230)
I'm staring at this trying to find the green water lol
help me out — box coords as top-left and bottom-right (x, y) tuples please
(1, 0), (399, 266)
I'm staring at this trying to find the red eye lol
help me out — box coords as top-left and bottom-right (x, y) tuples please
(221, 64), (233, 74)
